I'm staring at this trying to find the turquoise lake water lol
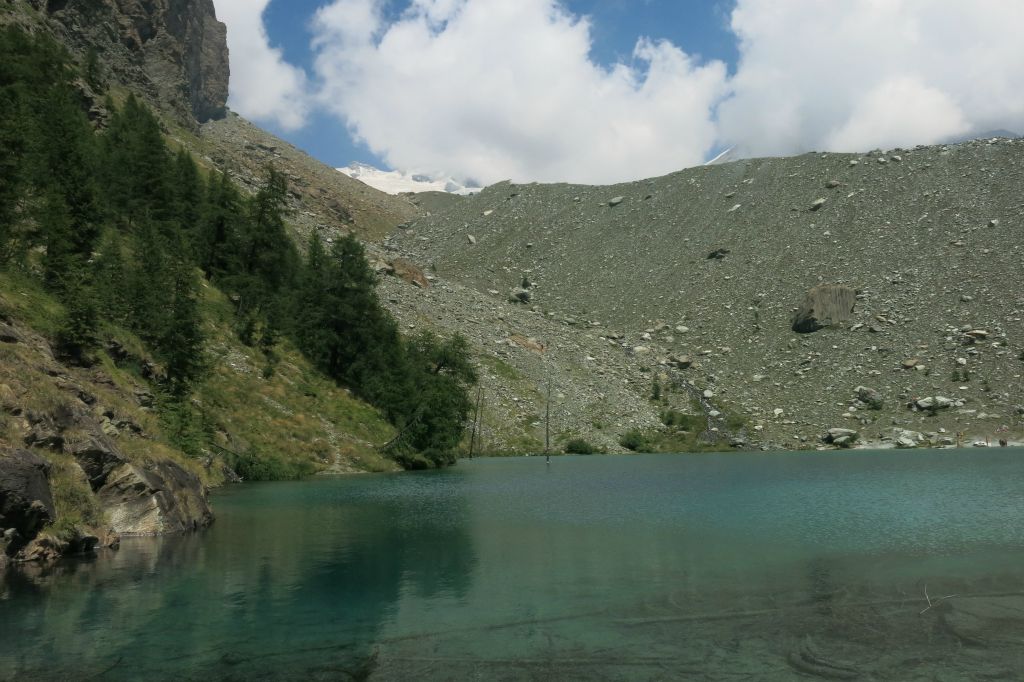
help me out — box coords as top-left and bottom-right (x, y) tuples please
(2, 449), (1023, 680)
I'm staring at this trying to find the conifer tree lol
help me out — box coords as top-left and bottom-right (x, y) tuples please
(197, 171), (243, 279)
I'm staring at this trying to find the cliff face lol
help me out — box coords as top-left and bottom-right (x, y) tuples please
(32, 0), (229, 124)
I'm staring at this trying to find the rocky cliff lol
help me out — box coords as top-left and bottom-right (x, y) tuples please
(21, 0), (229, 125)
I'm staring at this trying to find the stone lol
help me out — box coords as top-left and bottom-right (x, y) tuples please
(856, 386), (883, 409)
(825, 180), (841, 188)
(0, 450), (55, 554)
(941, 596), (1024, 647)
(0, 321), (22, 344)
(669, 355), (693, 369)
(707, 248), (730, 260)
(509, 288), (531, 304)
(389, 258), (430, 289)
(466, 234), (476, 245)
(914, 396), (955, 411)
(608, 196), (624, 207)
(0, 383), (15, 411)
(19, 534), (67, 563)
(68, 436), (128, 491)
(822, 428), (858, 446)
(508, 334), (545, 354)
(23, 428), (64, 451)
(98, 461), (213, 536)
(791, 284), (857, 333)
(42, 0), (229, 124)
(893, 429), (924, 448)
(810, 198), (827, 211)
(988, 219), (1000, 228)
(901, 358), (920, 369)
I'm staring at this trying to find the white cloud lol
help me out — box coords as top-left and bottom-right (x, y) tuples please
(214, 0), (311, 131)
(311, 0), (727, 185)
(720, 0), (1024, 156)
(218, 0), (1024, 184)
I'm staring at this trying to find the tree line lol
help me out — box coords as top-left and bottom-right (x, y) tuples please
(0, 26), (475, 470)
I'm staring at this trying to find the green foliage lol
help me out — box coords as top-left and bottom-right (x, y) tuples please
(660, 409), (705, 431)
(0, 24), (475, 475)
(291, 232), (477, 466)
(619, 429), (653, 452)
(565, 438), (597, 454)
(222, 448), (316, 482)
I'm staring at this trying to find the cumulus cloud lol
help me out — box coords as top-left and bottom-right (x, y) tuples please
(720, 0), (1024, 157)
(217, 0), (1024, 184)
(214, 0), (311, 130)
(310, 0), (727, 185)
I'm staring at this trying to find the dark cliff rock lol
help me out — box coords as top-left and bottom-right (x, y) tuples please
(0, 449), (55, 557)
(29, 0), (229, 125)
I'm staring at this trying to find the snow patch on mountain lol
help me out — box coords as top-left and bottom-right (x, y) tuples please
(338, 163), (480, 195)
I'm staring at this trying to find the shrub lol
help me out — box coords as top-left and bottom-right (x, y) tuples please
(564, 438), (596, 454)
(619, 429), (652, 452)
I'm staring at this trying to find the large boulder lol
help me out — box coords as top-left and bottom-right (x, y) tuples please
(791, 284), (857, 333)
(99, 460), (213, 536)
(0, 450), (55, 555)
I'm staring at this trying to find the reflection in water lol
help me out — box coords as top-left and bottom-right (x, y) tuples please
(1, 471), (478, 680)
(2, 449), (1024, 680)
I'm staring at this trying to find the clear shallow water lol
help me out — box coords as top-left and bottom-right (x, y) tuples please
(2, 449), (1024, 681)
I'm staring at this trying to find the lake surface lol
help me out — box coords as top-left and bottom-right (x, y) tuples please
(2, 449), (1024, 680)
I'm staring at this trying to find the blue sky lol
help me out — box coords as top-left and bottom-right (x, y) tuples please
(257, 0), (739, 170)
(215, 0), (1024, 186)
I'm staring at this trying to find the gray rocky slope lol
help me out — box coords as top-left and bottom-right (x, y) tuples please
(379, 141), (1024, 451)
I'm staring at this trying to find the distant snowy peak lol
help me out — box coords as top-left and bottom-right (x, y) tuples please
(337, 163), (479, 195)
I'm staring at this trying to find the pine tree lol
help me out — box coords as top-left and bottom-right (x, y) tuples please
(55, 264), (99, 365)
(197, 171), (243, 279)
(170, 147), (203, 254)
(100, 95), (170, 225)
(35, 84), (101, 287)
(160, 262), (206, 393)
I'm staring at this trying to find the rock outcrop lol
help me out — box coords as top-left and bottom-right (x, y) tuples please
(100, 460), (212, 535)
(27, 0), (229, 125)
(0, 312), (214, 568)
(0, 450), (55, 558)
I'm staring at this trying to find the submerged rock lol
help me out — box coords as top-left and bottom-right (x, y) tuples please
(941, 596), (1024, 647)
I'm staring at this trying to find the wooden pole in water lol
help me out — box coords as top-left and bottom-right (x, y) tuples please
(469, 385), (484, 459)
(545, 380), (551, 463)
